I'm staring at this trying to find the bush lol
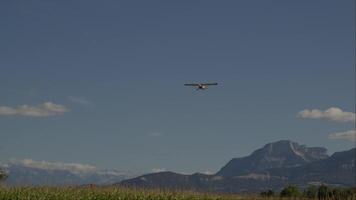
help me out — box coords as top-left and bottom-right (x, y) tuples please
(280, 185), (300, 198)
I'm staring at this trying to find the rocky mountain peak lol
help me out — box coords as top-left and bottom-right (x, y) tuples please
(257, 140), (328, 162)
(216, 140), (328, 177)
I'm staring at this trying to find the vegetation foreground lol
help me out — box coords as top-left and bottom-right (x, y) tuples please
(0, 187), (242, 200)
(0, 186), (356, 200)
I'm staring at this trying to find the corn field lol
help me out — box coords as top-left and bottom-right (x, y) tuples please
(0, 186), (355, 200)
(0, 187), (244, 200)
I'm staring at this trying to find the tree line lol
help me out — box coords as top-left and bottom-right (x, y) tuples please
(261, 185), (356, 200)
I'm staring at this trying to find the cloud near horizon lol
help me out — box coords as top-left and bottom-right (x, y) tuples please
(201, 170), (214, 175)
(329, 130), (356, 142)
(7, 159), (97, 174)
(0, 102), (69, 117)
(152, 168), (166, 173)
(298, 107), (355, 123)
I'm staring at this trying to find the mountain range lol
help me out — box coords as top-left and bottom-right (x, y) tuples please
(1, 160), (133, 186)
(1, 140), (354, 191)
(120, 140), (355, 192)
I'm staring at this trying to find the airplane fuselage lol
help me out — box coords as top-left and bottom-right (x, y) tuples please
(184, 82), (217, 90)
(197, 84), (208, 90)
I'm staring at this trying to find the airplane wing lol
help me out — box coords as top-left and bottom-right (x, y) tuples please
(202, 83), (218, 86)
(184, 84), (200, 86)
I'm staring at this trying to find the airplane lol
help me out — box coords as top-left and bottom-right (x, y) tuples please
(184, 82), (218, 90)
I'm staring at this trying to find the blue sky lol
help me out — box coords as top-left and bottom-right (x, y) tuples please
(0, 0), (354, 174)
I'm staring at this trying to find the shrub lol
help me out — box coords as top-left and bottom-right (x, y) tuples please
(280, 185), (300, 198)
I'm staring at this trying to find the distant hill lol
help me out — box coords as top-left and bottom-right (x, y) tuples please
(1, 160), (133, 186)
(120, 140), (355, 192)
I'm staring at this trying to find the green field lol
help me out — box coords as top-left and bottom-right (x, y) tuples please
(0, 187), (246, 200)
(0, 186), (355, 200)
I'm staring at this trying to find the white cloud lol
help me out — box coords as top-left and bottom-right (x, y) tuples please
(201, 170), (214, 175)
(178, 171), (190, 175)
(152, 168), (166, 173)
(9, 159), (97, 174)
(298, 107), (355, 123)
(68, 96), (93, 106)
(329, 130), (356, 142)
(0, 102), (68, 117)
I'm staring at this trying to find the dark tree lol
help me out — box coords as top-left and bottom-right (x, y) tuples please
(280, 185), (300, 198)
